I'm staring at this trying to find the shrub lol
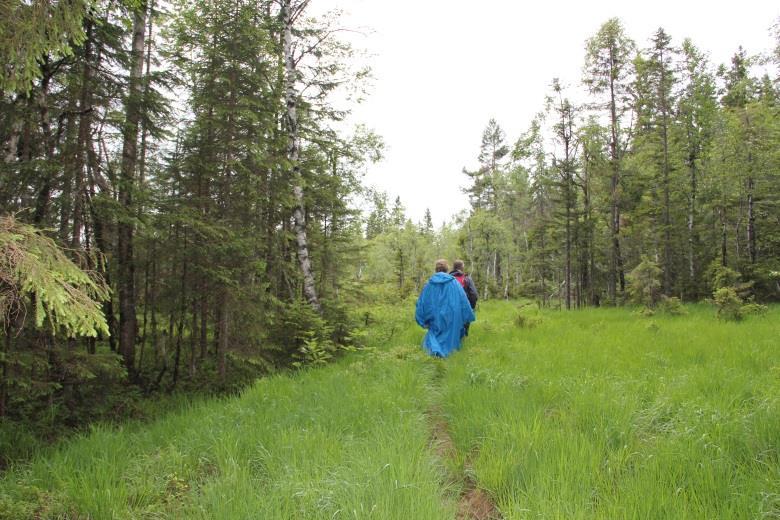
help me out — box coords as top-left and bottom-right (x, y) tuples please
(709, 263), (769, 321)
(639, 306), (656, 317)
(267, 298), (364, 368)
(741, 302), (768, 316)
(658, 296), (687, 316)
(742, 265), (780, 302)
(627, 257), (662, 309)
(515, 312), (542, 329)
(709, 263), (741, 290)
(267, 299), (334, 362)
(714, 287), (743, 321)
(292, 332), (334, 368)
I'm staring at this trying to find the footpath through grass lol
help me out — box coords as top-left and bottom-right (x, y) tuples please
(1, 300), (779, 518)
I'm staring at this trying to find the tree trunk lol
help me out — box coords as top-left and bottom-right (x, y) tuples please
(199, 288), (208, 360)
(687, 152), (697, 289)
(744, 111), (757, 265)
(149, 248), (159, 363)
(33, 65), (56, 225)
(747, 175), (756, 264)
(2, 116), (20, 164)
(282, 0), (321, 312)
(87, 166), (118, 353)
(580, 157), (595, 306)
(59, 100), (76, 242)
(607, 46), (625, 302)
(117, 1), (148, 378)
(565, 196), (572, 310)
(660, 65), (672, 295)
(172, 230), (188, 389)
(139, 240), (152, 365)
(71, 21), (95, 249)
(561, 105), (573, 310)
(189, 298), (197, 377)
(720, 208), (728, 267)
(217, 291), (228, 384)
(138, 0), (155, 204)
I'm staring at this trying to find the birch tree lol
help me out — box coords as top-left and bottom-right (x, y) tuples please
(281, 0), (320, 311)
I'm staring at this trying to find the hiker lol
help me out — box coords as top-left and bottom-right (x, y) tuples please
(415, 259), (475, 358)
(449, 259), (478, 335)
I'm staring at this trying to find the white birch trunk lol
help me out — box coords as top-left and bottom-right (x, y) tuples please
(283, 0), (321, 312)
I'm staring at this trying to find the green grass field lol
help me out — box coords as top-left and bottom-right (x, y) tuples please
(1, 301), (778, 519)
(442, 303), (780, 519)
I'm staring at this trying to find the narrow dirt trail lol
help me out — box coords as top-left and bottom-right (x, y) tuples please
(426, 362), (501, 520)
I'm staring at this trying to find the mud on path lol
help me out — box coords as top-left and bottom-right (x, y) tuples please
(426, 364), (501, 520)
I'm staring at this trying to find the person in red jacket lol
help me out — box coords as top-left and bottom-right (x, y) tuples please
(449, 259), (478, 335)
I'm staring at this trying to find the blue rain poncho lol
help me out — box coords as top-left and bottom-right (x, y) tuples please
(415, 272), (476, 357)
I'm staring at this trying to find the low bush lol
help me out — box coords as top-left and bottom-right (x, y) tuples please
(658, 296), (687, 316)
(714, 287), (744, 321)
(515, 312), (542, 329)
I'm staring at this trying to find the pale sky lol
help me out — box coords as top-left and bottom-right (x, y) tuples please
(315, 0), (779, 225)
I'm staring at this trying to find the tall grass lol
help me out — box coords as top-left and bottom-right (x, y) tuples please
(441, 302), (780, 519)
(2, 300), (778, 519)
(0, 345), (455, 519)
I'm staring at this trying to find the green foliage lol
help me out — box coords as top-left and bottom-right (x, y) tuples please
(514, 303), (543, 328)
(3, 0), (780, 489)
(1, 343), (133, 439)
(0, 340), (453, 519)
(627, 257), (662, 309)
(741, 301), (768, 316)
(709, 262), (742, 290)
(286, 300), (365, 368)
(442, 301), (780, 518)
(2, 301), (778, 518)
(269, 298), (366, 369)
(415, 17), (780, 310)
(291, 332), (334, 368)
(0, 216), (109, 337)
(360, 197), (457, 299)
(743, 265), (780, 302)
(658, 295), (687, 315)
(708, 262), (770, 321)
(0, 0), (89, 93)
(0, 421), (40, 469)
(713, 287), (744, 321)
(514, 312), (542, 329)
(356, 297), (415, 347)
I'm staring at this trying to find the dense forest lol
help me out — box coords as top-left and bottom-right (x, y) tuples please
(366, 21), (780, 310)
(1, 0), (779, 442)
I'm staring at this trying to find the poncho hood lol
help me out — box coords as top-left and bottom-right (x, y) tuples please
(428, 272), (454, 284)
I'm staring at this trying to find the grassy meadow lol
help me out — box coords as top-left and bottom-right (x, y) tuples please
(442, 302), (780, 519)
(0, 347), (456, 519)
(1, 300), (779, 518)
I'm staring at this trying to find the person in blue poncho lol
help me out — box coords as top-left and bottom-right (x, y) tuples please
(415, 259), (476, 358)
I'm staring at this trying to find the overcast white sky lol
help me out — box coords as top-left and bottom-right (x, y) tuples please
(314, 0), (778, 225)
